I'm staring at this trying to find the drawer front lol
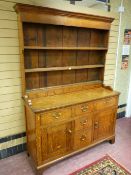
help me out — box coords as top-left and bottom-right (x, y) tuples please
(74, 129), (92, 150)
(41, 107), (71, 126)
(72, 102), (93, 116)
(75, 115), (92, 131)
(94, 97), (117, 111)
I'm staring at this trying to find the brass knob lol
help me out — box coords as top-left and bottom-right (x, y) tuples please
(68, 129), (72, 134)
(81, 119), (87, 125)
(104, 99), (111, 104)
(81, 105), (88, 112)
(80, 135), (86, 141)
(28, 99), (32, 103)
(24, 95), (28, 99)
(29, 102), (32, 106)
(52, 112), (61, 119)
(56, 145), (61, 149)
(94, 121), (99, 129)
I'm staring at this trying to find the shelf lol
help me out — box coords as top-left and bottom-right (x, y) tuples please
(25, 65), (104, 73)
(24, 46), (108, 51)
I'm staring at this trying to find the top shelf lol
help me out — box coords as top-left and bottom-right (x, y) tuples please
(24, 46), (108, 51)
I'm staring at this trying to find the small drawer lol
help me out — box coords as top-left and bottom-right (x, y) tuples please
(72, 102), (93, 116)
(41, 107), (71, 126)
(75, 115), (92, 131)
(74, 129), (92, 150)
(94, 97), (117, 111)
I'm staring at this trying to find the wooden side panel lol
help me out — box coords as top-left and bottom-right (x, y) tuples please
(25, 106), (37, 164)
(35, 114), (42, 165)
(17, 14), (25, 95)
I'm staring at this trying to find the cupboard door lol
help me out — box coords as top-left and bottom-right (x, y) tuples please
(93, 108), (116, 141)
(41, 122), (73, 161)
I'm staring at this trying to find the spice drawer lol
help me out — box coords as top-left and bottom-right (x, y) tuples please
(41, 107), (72, 126)
(74, 129), (92, 150)
(72, 102), (94, 116)
(74, 115), (92, 131)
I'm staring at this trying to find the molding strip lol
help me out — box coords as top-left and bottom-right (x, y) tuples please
(0, 132), (26, 144)
(0, 143), (26, 159)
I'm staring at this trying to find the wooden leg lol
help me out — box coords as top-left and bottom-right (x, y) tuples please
(36, 169), (44, 175)
(27, 152), (30, 157)
(109, 137), (115, 144)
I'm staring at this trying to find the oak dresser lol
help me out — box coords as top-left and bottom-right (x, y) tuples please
(15, 4), (119, 174)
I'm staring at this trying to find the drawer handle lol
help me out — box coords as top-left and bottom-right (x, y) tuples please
(94, 122), (99, 129)
(81, 120), (88, 125)
(56, 145), (61, 149)
(81, 105), (88, 112)
(52, 112), (61, 119)
(68, 129), (72, 134)
(104, 99), (111, 104)
(80, 135), (86, 141)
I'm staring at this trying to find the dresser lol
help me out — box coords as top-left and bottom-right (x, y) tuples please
(15, 4), (119, 174)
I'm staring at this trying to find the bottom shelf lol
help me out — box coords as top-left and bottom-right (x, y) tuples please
(25, 68), (104, 90)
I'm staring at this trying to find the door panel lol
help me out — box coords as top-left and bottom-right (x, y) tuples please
(41, 122), (73, 161)
(93, 108), (116, 141)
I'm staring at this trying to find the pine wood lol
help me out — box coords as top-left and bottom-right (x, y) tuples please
(25, 65), (104, 73)
(24, 46), (108, 50)
(15, 3), (119, 175)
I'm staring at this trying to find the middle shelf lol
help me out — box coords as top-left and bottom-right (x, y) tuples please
(24, 46), (108, 51)
(25, 64), (104, 73)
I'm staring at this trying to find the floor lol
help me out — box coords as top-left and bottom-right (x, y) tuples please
(0, 118), (131, 175)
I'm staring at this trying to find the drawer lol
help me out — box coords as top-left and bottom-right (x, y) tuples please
(93, 97), (117, 111)
(72, 102), (93, 116)
(74, 129), (92, 150)
(75, 115), (92, 131)
(41, 107), (71, 126)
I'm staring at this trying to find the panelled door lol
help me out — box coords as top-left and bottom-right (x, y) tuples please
(93, 108), (116, 141)
(41, 122), (73, 162)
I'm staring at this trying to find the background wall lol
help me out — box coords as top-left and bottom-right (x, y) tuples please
(0, 0), (130, 158)
(112, 0), (131, 113)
